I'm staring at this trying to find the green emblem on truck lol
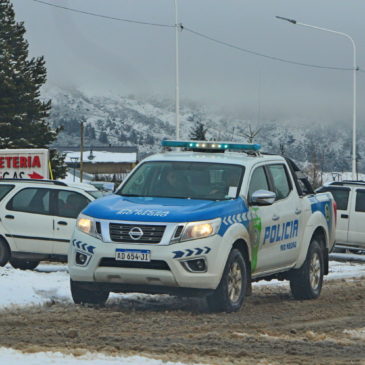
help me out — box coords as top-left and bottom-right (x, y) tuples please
(249, 207), (262, 272)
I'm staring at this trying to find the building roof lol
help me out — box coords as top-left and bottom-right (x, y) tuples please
(57, 146), (138, 153)
(64, 150), (137, 164)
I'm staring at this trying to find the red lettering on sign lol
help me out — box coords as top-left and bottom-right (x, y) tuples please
(0, 154), (43, 169)
(13, 157), (19, 168)
(19, 157), (27, 168)
(5, 157), (11, 168)
(32, 156), (41, 168)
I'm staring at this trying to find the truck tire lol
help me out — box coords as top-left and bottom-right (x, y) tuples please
(290, 237), (324, 300)
(70, 279), (109, 305)
(206, 248), (248, 312)
(0, 239), (10, 267)
(9, 258), (40, 270)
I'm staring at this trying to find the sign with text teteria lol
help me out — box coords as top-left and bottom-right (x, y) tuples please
(0, 149), (49, 179)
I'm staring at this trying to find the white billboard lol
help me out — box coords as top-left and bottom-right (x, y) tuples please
(0, 149), (49, 179)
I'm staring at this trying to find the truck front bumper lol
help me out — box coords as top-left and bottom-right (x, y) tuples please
(68, 230), (228, 291)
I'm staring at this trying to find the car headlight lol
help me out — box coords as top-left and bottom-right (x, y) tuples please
(180, 218), (221, 241)
(76, 214), (98, 238)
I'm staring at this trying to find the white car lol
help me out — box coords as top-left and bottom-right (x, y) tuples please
(69, 140), (336, 312)
(0, 179), (102, 270)
(317, 180), (365, 252)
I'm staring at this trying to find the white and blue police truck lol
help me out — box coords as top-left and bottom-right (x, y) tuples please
(68, 140), (336, 312)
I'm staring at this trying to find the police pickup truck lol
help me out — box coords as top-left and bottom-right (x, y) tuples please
(68, 140), (336, 312)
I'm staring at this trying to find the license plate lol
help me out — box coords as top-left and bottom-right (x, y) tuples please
(115, 248), (151, 262)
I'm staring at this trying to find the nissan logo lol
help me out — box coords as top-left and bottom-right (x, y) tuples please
(129, 227), (144, 240)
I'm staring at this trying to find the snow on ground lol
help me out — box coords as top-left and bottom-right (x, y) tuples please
(64, 151), (137, 164)
(322, 171), (365, 184)
(0, 254), (364, 309)
(0, 347), (202, 365)
(0, 263), (70, 308)
(0, 255), (364, 364)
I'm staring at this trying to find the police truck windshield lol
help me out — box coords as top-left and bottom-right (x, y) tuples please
(118, 161), (244, 200)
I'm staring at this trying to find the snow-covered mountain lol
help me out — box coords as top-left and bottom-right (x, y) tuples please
(44, 87), (364, 172)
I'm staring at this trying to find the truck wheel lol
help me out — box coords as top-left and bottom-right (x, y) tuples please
(290, 238), (324, 300)
(0, 239), (10, 267)
(206, 248), (248, 312)
(70, 279), (109, 305)
(9, 259), (39, 270)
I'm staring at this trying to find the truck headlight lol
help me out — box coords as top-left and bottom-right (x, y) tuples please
(180, 218), (221, 241)
(76, 214), (99, 238)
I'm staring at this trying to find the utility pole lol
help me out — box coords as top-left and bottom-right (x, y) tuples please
(80, 121), (84, 182)
(174, 0), (183, 140)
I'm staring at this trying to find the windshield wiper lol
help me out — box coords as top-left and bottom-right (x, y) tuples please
(120, 194), (143, 197)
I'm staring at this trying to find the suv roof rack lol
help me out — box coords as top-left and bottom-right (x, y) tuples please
(0, 179), (68, 186)
(330, 180), (365, 186)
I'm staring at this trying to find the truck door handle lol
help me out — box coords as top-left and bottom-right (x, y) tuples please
(341, 214), (348, 219)
(295, 209), (302, 215)
(57, 221), (68, 226)
(5, 215), (14, 220)
(272, 214), (280, 221)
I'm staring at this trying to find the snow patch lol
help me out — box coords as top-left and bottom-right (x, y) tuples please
(0, 347), (200, 365)
(344, 328), (365, 340)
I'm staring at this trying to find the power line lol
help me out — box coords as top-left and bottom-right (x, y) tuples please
(32, 0), (363, 73)
(184, 26), (355, 72)
(32, 0), (175, 28)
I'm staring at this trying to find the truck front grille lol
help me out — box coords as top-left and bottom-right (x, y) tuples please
(109, 223), (166, 243)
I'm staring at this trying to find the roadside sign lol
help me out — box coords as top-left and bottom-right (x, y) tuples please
(0, 149), (49, 179)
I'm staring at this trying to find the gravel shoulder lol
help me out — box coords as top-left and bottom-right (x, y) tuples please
(0, 276), (364, 365)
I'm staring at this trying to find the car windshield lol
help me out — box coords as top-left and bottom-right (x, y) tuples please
(117, 161), (244, 200)
(87, 190), (104, 199)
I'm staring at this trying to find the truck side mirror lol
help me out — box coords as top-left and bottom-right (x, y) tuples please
(251, 190), (276, 206)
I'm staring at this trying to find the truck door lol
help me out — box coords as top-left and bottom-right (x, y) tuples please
(247, 165), (273, 274)
(265, 164), (302, 269)
(347, 189), (365, 247)
(248, 164), (301, 274)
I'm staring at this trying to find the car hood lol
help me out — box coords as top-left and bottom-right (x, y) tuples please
(82, 195), (247, 223)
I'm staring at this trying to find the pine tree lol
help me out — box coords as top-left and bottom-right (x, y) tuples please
(0, 0), (66, 178)
(98, 131), (109, 144)
(189, 121), (207, 141)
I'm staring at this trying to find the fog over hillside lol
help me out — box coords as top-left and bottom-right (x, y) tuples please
(45, 87), (364, 173)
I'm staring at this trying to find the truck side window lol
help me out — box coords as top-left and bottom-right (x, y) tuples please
(355, 190), (365, 212)
(267, 164), (291, 200)
(248, 166), (269, 201)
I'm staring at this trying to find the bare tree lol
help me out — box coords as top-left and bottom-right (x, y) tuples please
(242, 124), (261, 144)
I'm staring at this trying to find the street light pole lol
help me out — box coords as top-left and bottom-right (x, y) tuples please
(70, 157), (79, 182)
(276, 16), (358, 179)
(174, 0), (181, 140)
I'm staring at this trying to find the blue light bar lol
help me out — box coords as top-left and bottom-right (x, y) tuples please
(161, 140), (261, 151)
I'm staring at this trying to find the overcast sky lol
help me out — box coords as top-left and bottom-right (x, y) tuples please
(11, 0), (365, 124)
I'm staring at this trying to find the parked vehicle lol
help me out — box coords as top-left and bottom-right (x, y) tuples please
(88, 181), (115, 194)
(69, 140), (336, 312)
(317, 180), (365, 252)
(0, 179), (102, 270)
